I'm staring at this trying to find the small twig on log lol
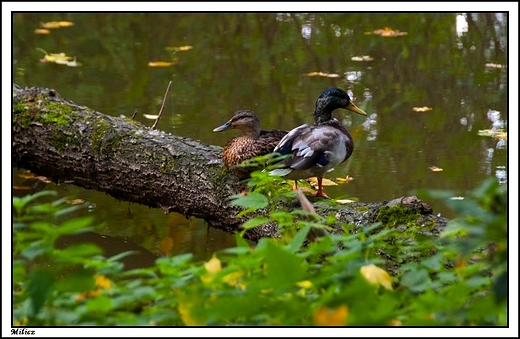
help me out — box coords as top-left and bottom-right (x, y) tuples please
(151, 81), (173, 130)
(131, 109), (138, 120)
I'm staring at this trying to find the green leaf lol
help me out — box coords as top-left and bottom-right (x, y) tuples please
(286, 224), (311, 253)
(107, 250), (140, 262)
(21, 243), (49, 260)
(420, 252), (443, 270)
(13, 190), (58, 217)
(230, 192), (268, 210)
(56, 216), (94, 235)
(55, 268), (96, 293)
(56, 243), (103, 261)
(264, 240), (305, 289)
(400, 269), (431, 293)
(27, 268), (54, 316)
(54, 204), (84, 218)
(86, 294), (113, 314)
(493, 270), (507, 303)
(235, 232), (250, 248)
(241, 216), (270, 230)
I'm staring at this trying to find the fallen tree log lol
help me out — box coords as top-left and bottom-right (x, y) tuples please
(12, 84), (449, 241)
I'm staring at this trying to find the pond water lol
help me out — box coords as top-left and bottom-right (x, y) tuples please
(11, 13), (508, 267)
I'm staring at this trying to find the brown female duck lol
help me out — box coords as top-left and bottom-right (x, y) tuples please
(213, 110), (287, 180)
(271, 88), (367, 198)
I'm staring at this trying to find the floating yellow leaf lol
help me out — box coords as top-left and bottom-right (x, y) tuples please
(351, 55), (374, 61)
(309, 177), (337, 187)
(204, 255), (222, 274)
(37, 49), (74, 64)
(34, 176), (51, 183)
(34, 28), (51, 35)
(18, 172), (36, 179)
(478, 129), (507, 140)
(336, 199), (356, 204)
(40, 21), (74, 29)
(336, 175), (353, 184)
(143, 114), (160, 120)
(449, 196), (464, 200)
(165, 45), (193, 52)
(66, 57), (81, 67)
(494, 131), (507, 140)
(314, 305), (349, 326)
(148, 61), (173, 67)
(306, 71), (340, 78)
(360, 264), (393, 290)
(365, 27), (408, 37)
(44, 53), (72, 63)
(429, 166), (443, 172)
(66, 199), (85, 205)
(413, 106), (433, 112)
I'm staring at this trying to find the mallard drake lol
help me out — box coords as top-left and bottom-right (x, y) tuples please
(271, 88), (367, 198)
(213, 110), (287, 180)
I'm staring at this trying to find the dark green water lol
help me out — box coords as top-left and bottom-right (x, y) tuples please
(12, 13), (508, 265)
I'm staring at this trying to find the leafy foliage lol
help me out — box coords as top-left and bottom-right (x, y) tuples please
(12, 174), (507, 326)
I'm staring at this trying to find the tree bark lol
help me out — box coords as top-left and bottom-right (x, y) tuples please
(12, 84), (449, 241)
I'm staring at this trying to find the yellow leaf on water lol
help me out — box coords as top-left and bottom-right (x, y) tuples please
(66, 199), (85, 205)
(351, 55), (374, 62)
(18, 172), (36, 179)
(336, 175), (353, 184)
(41, 52), (72, 64)
(34, 176), (51, 183)
(40, 21), (74, 29)
(165, 45), (194, 52)
(449, 196), (464, 200)
(143, 114), (160, 120)
(306, 71), (339, 78)
(308, 177), (337, 187)
(204, 255), (222, 274)
(66, 57), (81, 67)
(429, 166), (443, 172)
(360, 264), (393, 290)
(34, 28), (51, 35)
(58, 21), (74, 27)
(413, 106), (433, 112)
(365, 27), (408, 37)
(336, 199), (356, 204)
(494, 131), (507, 140)
(148, 61), (173, 67)
(40, 21), (62, 29)
(314, 305), (349, 326)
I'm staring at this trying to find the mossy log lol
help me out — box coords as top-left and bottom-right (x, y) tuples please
(12, 84), (449, 241)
